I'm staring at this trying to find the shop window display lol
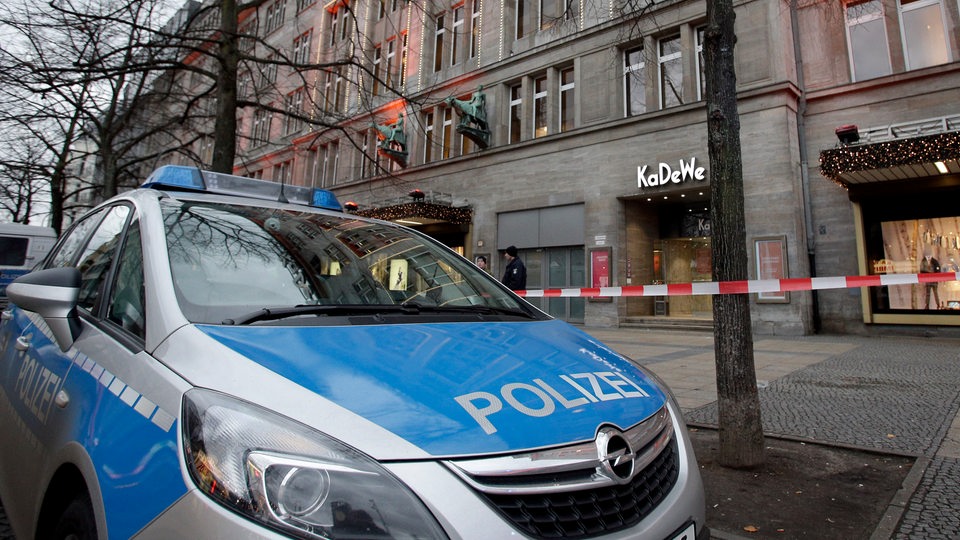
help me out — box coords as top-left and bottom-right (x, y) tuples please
(871, 216), (960, 311)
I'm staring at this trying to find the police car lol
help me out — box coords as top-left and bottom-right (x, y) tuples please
(0, 166), (706, 539)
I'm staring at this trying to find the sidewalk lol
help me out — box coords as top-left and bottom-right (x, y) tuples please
(581, 326), (960, 539)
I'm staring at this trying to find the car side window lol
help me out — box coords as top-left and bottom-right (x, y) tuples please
(48, 208), (108, 269)
(75, 206), (131, 311)
(107, 218), (145, 339)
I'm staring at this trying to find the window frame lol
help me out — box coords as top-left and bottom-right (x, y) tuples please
(897, 0), (951, 70)
(451, 6), (464, 66)
(559, 67), (575, 133)
(658, 34), (683, 109)
(509, 83), (523, 144)
(434, 14), (446, 72)
(533, 75), (548, 138)
(624, 46), (646, 117)
(845, 0), (893, 81)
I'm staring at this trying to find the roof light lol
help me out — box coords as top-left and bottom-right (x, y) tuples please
(141, 165), (341, 211)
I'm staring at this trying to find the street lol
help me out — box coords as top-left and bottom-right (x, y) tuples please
(2, 327), (959, 539)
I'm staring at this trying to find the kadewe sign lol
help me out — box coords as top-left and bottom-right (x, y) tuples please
(637, 157), (706, 189)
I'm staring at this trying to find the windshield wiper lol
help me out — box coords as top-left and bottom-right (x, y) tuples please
(401, 303), (538, 319)
(223, 302), (538, 325)
(222, 304), (418, 325)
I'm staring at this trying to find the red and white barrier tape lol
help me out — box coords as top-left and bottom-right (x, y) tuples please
(516, 272), (960, 298)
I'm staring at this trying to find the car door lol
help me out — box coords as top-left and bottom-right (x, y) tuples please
(0, 205), (115, 534)
(0, 203), (187, 539)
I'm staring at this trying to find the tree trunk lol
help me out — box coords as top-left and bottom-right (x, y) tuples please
(704, 0), (765, 468)
(211, 0), (239, 173)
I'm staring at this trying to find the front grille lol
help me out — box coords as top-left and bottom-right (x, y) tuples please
(482, 437), (679, 539)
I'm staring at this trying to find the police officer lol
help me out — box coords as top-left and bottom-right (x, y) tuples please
(501, 246), (527, 291)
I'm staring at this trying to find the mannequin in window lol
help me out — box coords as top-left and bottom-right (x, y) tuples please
(920, 251), (941, 309)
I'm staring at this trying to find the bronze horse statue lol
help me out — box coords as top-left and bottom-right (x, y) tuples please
(445, 86), (487, 131)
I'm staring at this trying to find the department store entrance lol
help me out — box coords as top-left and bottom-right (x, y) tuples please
(624, 192), (713, 322)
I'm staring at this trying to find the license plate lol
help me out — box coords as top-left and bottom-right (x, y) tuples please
(670, 523), (696, 540)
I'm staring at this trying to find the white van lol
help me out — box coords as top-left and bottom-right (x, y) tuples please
(0, 222), (57, 303)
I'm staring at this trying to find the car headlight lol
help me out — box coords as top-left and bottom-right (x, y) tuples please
(182, 388), (448, 539)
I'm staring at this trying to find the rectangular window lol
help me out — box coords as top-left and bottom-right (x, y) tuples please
(372, 45), (382, 96)
(334, 68), (345, 111)
(658, 35), (683, 108)
(424, 111), (435, 162)
(533, 76), (548, 138)
(509, 84), (522, 143)
(296, 0), (312, 12)
(340, 9), (351, 42)
(559, 67), (574, 133)
(264, 0), (286, 34)
(470, 0), (480, 58)
(898, 0), (950, 70)
(329, 10), (338, 46)
(399, 33), (409, 86)
(846, 0), (892, 81)
(540, 0), (565, 30)
(238, 71), (251, 99)
(316, 145), (328, 186)
(361, 132), (370, 178)
(515, 0), (525, 39)
(293, 30), (312, 65)
(434, 14), (446, 72)
(442, 108), (453, 159)
(258, 54), (278, 89)
(451, 7), (463, 65)
(696, 26), (705, 100)
(252, 109), (273, 144)
(385, 40), (395, 88)
(283, 89), (304, 135)
(273, 161), (292, 185)
(377, 0), (385, 19)
(322, 69), (334, 112)
(331, 140), (340, 184)
(625, 47), (646, 116)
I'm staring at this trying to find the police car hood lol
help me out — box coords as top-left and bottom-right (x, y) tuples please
(196, 319), (667, 457)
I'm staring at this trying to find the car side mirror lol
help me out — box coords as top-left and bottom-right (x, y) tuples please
(7, 267), (82, 352)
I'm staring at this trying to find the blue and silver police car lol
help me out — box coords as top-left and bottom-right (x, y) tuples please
(0, 166), (706, 539)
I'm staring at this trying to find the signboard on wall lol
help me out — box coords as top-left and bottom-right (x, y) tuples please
(589, 248), (612, 302)
(755, 236), (788, 302)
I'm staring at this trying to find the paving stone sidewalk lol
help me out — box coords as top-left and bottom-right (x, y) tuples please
(585, 328), (960, 540)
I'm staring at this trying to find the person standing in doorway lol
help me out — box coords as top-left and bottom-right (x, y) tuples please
(502, 246), (527, 291)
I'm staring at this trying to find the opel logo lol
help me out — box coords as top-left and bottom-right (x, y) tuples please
(596, 427), (636, 484)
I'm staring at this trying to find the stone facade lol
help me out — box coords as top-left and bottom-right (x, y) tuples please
(161, 0), (960, 335)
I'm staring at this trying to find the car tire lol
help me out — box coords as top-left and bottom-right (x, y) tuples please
(50, 493), (96, 540)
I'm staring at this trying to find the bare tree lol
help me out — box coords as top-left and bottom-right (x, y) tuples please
(0, 0), (204, 229)
(703, 0), (764, 468)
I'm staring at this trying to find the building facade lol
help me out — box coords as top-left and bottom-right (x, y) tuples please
(161, 0), (960, 335)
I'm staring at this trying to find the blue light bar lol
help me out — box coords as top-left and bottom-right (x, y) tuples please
(141, 165), (342, 211)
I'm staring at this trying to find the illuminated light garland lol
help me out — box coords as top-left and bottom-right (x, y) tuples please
(819, 132), (960, 185)
(356, 202), (473, 224)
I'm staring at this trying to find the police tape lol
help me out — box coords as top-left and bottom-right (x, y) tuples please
(515, 272), (960, 298)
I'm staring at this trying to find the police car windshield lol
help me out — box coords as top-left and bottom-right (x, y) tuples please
(162, 200), (542, 324)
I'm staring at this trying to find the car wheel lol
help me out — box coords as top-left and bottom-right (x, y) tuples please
(50, 493), (96, 540)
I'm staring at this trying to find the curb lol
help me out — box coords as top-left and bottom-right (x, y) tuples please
(869, 455), (930, 540)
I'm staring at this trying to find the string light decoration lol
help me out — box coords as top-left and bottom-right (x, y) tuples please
(356, 202), (473, 225)
(820, 132), (960, 186)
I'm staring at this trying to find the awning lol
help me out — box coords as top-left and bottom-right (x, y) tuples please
(819, 131), (960, 189)
(355, 202), (473, 225)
